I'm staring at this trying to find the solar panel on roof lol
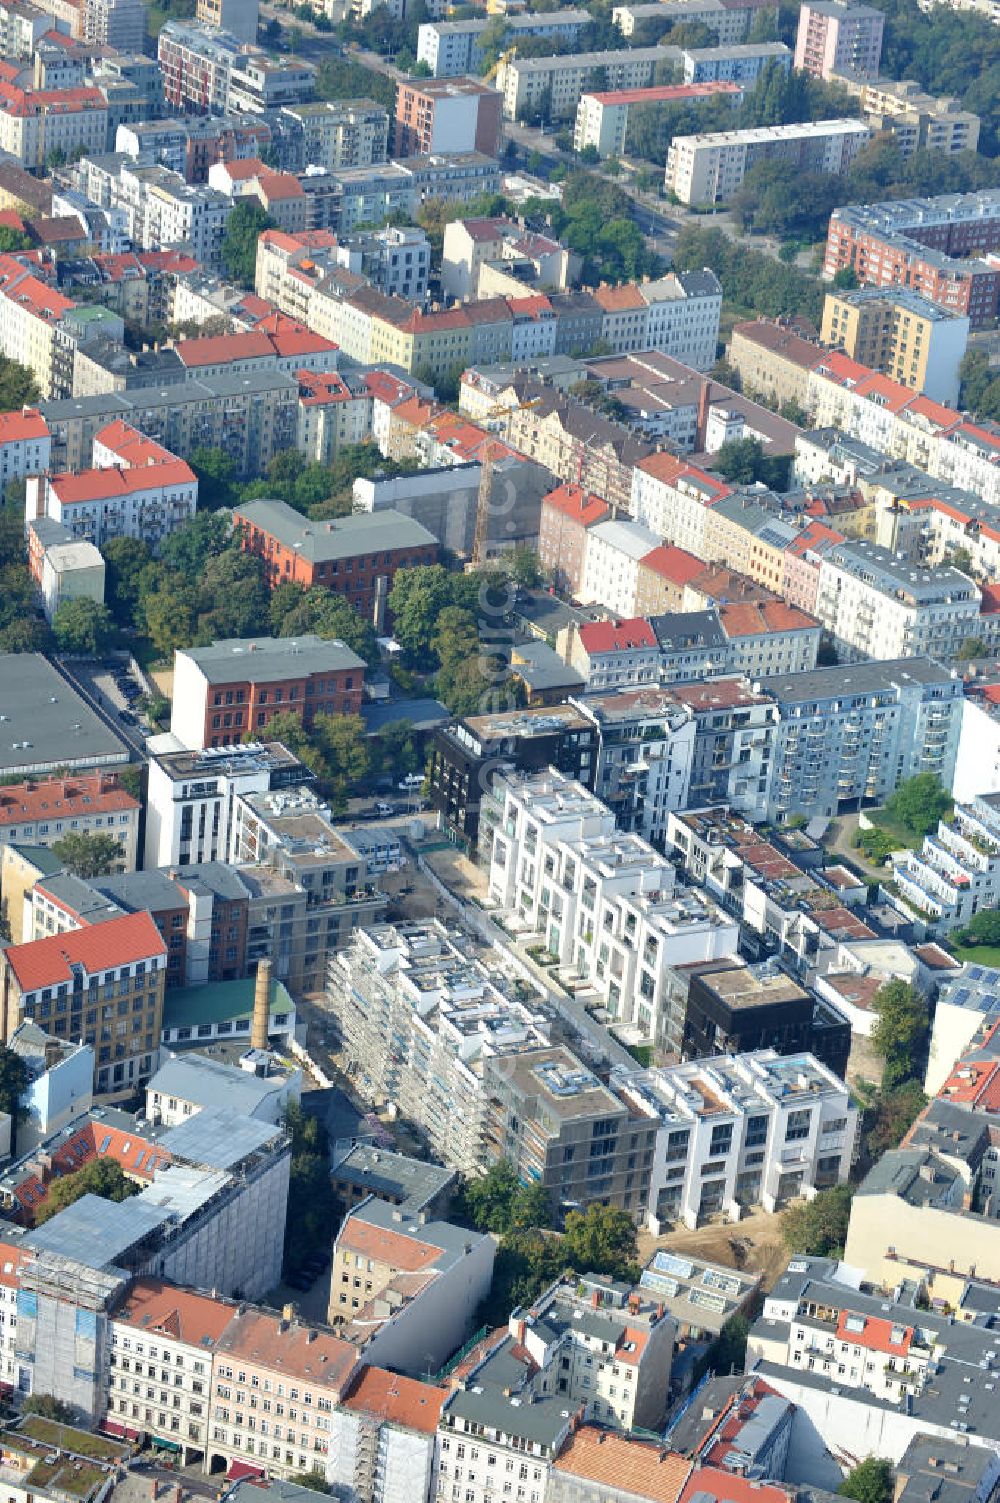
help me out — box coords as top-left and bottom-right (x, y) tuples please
(654, 1251), (694, 1279)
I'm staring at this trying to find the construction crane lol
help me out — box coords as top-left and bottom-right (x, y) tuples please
(482, 44), (517, 86)
(471, 395), (538, 566)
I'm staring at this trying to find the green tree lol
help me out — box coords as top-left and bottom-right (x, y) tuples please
(713, 437), (768, 485)
(35, 1157), (140, 1223)
(562, 1203), (639, 1280)
(52, 598), (113, 657)
(141, 583), (197, 659)
(782, 1184), (854, 1256)
(220, 200), (276, 288)
(368, 719), (422, 788)
(103, 536), (154, 630)
(833, 265), (859, 290)
(0, 1045), (29, 1150)
(885, 772), (952, 837)
(283, 1100), (335, 1276)
(958, 910), (1000, 946)
(870, 979), (929, 1091)
(0, 225), (30, 253)
(273, 585), (379, 666)
(866, 1080), (926, 1159)
(957, 635), (985, 660)
(838, 1458), (894, 1503)
(0, 353), (38, 410)
(22, 1395), (76, 1422)
(387, 564), (477, 667)
(457, 1162), (554, 1236)
(312, 712), (369, 810)
(287, 1473), (328, 1494)
(188, 446), (239, 511)
(51, 830), (124, 878)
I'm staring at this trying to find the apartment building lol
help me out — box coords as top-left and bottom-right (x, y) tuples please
(765, 657), (962, 822)
(837, 73), (981, 156)
(486, 1046), (659, 1219)
(0, 773), (139, 868)
(573, 80), (741, 157)
(793, 0), (883, 79)
(0, 909), (166, 1097)
(747, 1256), (1000, 1462)
(327, 1366), (445, 1503)
(438, 1387), (579, 1503)
(25, 420), (198, 548)
(326, 920), (553, 1177)
(279, 99), (388, 172)
(107, 1279), (238, 1463)
(538, 483), (610, 595)
(512, 1274), (677, 1431)
(394, 77), (503, 158)
(417, 10), (588, 75)
(329, 1199), (494, 1374)
(441, 215), (576, 301)
(823, 191), (1000, 329)
(614, 0), (773, 41)
(815, 540), (986, 661)
(579, 519), (662, 617)
(206, 1309), (359, 1477)
(0, 408), (50, 497)
(196, 0), (257, 41)
(633, 1049), (854, 1231)
(821, 285), (969, 404)
(666, 118), (871, 206)
(143, 740), (305, 870)
(485, 770), (738, 1042)
(681, 40), (791, 82)
(234, 499), (438, 625)
(892, 792), (1000, 932)
(158, 23), (314, 116)
(0, 254), (78, 401)
(170, 635), (366, 752)
(427, 703), (599, 847)
(496, 45), (681, 122)
(0, 82), (108, 170)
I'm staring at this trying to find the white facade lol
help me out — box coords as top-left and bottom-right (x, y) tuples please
(579, 518), (661, 616)
(328, 1406), (438, 1503)
(953, 696), (1000, 801)
(633, 1049), (857, 1231)
(894, 792), (1000, 933)
(39, 540), (105, 624)
(486, 770), (738, 1039)
(641, 270), (722, 372)
(666, 117), (871, 205)
(143, 745), (281, 869)
(814, 542), (984, 662)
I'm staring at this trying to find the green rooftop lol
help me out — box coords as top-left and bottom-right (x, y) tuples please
(163, 974), (295, 1032)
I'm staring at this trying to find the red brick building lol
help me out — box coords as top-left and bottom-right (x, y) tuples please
(538, 483), (609, 597)
(394, 77), (503, 159)
(170, 634), (367, 751)
(824, 196), (1000, 328)
(234, 498), (438, 625)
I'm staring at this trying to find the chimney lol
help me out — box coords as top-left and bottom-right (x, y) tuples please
(252, 956), (271, 1052)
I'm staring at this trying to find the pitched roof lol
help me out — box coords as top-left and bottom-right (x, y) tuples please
(577, 619), (657, 654)
(555, 1428), (690, 1503)
(640, 543), (703, 585)
(0, 773), (137, 826)
(342, 1366), (445, 1432)
(215, 1310), (358, 1391)
(541, 482), (609, 526)
(0, 408), (47, 444)
(113, 1278), (239, 1347)
(2, 910), (166, 993)
(337, 1215), (443, 1272)
(719, 601), (818, 637)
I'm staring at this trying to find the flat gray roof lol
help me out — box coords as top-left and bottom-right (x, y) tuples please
(149, 1054), (291, 1118)
(180, 634), (365, 683)
(157, 1106), (284, 1170)
(765, 656), (955, 702)
(235, 499), (437, 563)
(26, 1192), (172, 1267)
(331, 1144), (455, 1208)
(0, 655), (130, 775)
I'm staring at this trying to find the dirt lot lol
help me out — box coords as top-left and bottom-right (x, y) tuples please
(423, 844), (491, 903)
(637, 1204), (791, 1291)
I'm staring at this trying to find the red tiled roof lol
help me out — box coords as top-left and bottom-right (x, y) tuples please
(50, 460), (194, 504)
(338, 1216), (443, 1272)
(3, 911), (166, 993)
(541, 482), (609, 527)
(0, 773), (136, 826)
(577, 619), (657, 654)
(680, 1466), (793, 1503)
(0, 407), (46, 444)
(555, 1428), (689, 1500)
(835, 1309), (912, 1355)
(587, 81), (741, 106)
(115, 1278), (239, 1346)
(640, 543), (703, 585)
(719, 601), (818, 637)
(342, 1367), (445, 1432)
(593, 283), (646, 312)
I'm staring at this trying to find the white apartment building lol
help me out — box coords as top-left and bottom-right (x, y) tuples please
(0, 87), (108, 172)
(666, 117), (871, 205)
(486, 770), (738, 1040)
(438, 1390), (575, 1503)
(143, 742), (304, 870)
(326, 920), (552, 1177)
(630, 453), (733, 561)
(417, 10), (589, 76)
(496, 45), (680, 122)
(641, 268), (723, 371)
(578, 518), (662, 617)
(282, 101), (389, 172)
(630, 1049), (856, 1232)
(327, 1368), (443, 1503)
(0, 409), (51, 495)
(682, 40), (792, 82)
(893, 792), (1000, 933)
(814, 541), (986, 662)
(107, 1279), (236, 1463)
(110, 163), (232, 267)
(25, 421), (198, 549)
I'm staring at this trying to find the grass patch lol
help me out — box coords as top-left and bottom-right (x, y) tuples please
(20, 1418), (125, 1461)
(951, 942), (1000, 968)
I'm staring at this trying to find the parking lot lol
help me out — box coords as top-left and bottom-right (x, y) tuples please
(56, 657), (156, 757)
